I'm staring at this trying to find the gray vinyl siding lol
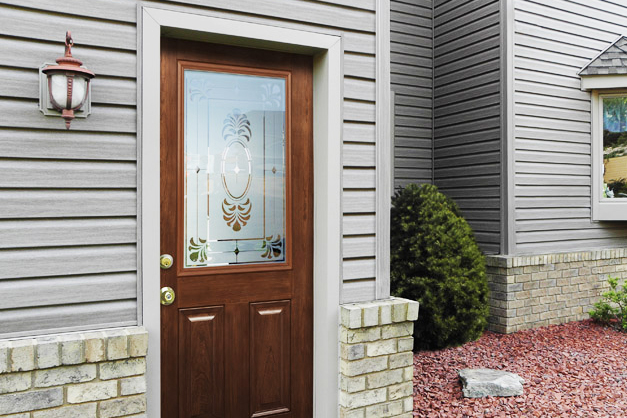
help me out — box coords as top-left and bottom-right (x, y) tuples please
(432, 0), (502, 254)
(0, 0), (378, 337)
(391, 0), (433, 189)
(512, 0), (627, 254)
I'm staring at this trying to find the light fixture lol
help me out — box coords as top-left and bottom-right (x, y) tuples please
(41, 31), (95, 129)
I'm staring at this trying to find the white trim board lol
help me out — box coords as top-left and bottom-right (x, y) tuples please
(581, 75), (627, 91)
(375, 0), (391, 299)
(139, 7), (343, 417)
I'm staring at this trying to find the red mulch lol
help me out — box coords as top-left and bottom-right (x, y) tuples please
(413, 320), (627, 417)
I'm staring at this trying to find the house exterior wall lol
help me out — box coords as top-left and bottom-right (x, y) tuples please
(0, 0), (384, 339)
(511, 0), (627, 254)
(433, 0), (503, 254)
(391, 0), (433, 190)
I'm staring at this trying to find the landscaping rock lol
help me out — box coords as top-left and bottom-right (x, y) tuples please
(458, 368), (524, 398)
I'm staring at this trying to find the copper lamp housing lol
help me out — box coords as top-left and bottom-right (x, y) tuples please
(41, 31), (95, 129)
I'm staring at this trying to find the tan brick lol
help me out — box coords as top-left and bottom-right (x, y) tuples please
(83, 333), (105, 363)
(10, 340), (35, 372)
(366, 340), (397, 357)
(341, 356), (388, 377)
(388, 381), (413, 400)
(99, 394), (146, 418)
(120, 376), (146, 396)
(366, 369), (403, 389)
(36, 338), (61, 369)
(365, 400), (403, 417)
(342, 327), (381, 344)
(403, 366), (413, 381)
(60, 336), (84, 365)
(391, 300), (408, 322)
(341, 344), (365, 361)
(106, 331), (128, 361)
(341, 375), (366, 393)
(100, 358), (146, 380)
(67, 380), (117, 403)
(397, 337), (414, 353)
(128, 329), (148, 358)
(389, 352), (412, 369)
(340, 388), (386, 409)
(35, 365), (96, 388)
(381, 323), (413, 339)
(341, 305), (363, 329)
(0, 372), (31, 394)
(341, 408), (365, 418)
(33, 403), (97, 418)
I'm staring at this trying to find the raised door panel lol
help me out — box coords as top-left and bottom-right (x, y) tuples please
(179, 307), (225, 418)
(250, 301), (291, 417)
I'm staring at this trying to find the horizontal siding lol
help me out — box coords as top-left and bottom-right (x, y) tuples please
(433, 0), (502, 254)
(513, 0), (627, 254)
(0, 0), (382, 333)
(391, 0), (433, 190)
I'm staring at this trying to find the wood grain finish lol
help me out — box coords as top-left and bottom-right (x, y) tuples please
(161, 38), (313, 418)
(250, 301), (291, 417)
(179, 307), (225, 418)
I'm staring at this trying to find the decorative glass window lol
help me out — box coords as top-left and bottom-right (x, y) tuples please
(183, 69), (288, 267)
(591, 91), (627, 221)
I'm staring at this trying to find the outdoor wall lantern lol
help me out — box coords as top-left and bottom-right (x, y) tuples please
(40, 31), (95, 129)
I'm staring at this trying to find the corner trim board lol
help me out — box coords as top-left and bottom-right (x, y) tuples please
(376, 0), (391, 299)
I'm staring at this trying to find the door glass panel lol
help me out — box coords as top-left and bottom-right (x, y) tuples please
(184, 69), (286, 267)
(602, 96), (627, 199)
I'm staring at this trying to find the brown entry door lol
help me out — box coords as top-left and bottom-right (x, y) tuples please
(160, 39), (313, 418)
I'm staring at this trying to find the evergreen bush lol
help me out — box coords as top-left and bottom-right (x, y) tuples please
(390, 183), (489, 350)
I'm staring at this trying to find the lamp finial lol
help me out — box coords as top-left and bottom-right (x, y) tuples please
(65, 31), (73, 57)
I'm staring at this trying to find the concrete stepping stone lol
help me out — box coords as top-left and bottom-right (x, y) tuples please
(458, 368), (524, 398)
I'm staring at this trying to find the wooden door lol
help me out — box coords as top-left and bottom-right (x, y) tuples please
(160, 38), (313, 418)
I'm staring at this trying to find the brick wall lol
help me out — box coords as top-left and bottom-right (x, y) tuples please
(486, 248), (627, 334)
(339, 297), (419, 418)
(0, 327), (147, 418)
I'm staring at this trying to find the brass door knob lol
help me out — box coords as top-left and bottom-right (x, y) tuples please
(161, 287), (176, 306)
(160, 254), (174, 269)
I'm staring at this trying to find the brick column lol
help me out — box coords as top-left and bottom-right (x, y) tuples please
(339, 297), (419, 418)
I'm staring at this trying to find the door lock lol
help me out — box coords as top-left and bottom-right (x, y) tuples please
(161, 287), (176, 306)
(160, 254), (174, 269)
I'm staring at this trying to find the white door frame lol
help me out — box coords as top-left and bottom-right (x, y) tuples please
(139, 6), (343, 417)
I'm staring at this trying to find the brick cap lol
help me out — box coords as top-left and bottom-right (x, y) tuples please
(341, 297), (419, 329)
(485, 247), (627, 268)
(0, 326), (147, 375)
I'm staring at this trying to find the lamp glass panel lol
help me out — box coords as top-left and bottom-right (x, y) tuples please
(50, 74), (68, 108)
(70, 76), (87, 109)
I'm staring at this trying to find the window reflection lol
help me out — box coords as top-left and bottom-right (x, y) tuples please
(602, 97), (627, 199)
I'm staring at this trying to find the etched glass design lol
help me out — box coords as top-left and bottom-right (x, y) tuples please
(602, 97), (627, 199)
(184, 70), (286, 267)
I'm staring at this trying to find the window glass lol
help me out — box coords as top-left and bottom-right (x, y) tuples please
(183, 69), (287, 267)
(602, 96), (627, 199)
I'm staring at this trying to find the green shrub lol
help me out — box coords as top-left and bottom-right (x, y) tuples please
(590, 276), (627, 331)
(390, 183), (489, 350)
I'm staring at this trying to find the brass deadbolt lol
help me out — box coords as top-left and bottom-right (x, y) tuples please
(160, 254), (174, 269)
(160, 287), (175, 306)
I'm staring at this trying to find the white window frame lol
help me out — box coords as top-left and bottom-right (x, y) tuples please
(591, 90), (627, 221)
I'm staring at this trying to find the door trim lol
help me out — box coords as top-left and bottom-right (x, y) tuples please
(139, 7), (343, 417)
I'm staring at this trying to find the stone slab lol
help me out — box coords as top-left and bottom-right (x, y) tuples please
(459, 368), (524, 398)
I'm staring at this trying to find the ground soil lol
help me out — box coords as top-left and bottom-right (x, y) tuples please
(413, 320), (627, 417)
